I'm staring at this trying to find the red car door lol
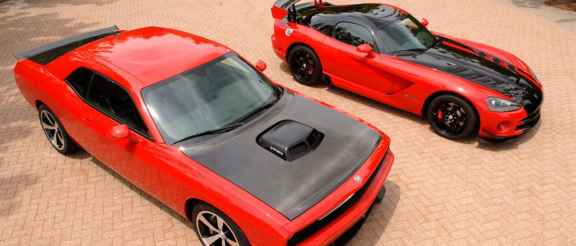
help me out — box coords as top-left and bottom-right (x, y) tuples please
(65, 68), (164, 199)
(322, 22), (394, 95)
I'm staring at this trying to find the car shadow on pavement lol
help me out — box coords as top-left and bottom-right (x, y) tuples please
(338, 180), (401, 246)
(476, 120), (541, 151)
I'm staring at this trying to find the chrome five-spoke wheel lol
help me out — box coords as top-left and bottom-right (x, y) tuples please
(37, 104), (78, 155)
(40, 110), (65, 151)
(196, 211), (240, 246)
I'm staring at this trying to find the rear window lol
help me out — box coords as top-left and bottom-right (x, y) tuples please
(28, 33), (115, 65)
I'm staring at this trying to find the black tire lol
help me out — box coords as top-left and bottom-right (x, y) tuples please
(38, 104), (79, 155)
(191, 202), (249, 246)
(288, 45), (323, 85)
(427, 95), (477, 140)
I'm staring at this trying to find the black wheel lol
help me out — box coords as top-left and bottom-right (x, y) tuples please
(288, 45), (322, 85)
(427, 95), (477, 140)
(192, 202), (249, 246)
(38, 104), (78, 155)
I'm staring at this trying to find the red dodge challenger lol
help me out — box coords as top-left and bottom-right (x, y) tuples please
(271, 0), (543, 141)
(13, 26), (394, 246)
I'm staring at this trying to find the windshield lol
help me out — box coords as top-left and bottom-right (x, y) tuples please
(142, 52), (280, 145)
(375, 15), (436, 54)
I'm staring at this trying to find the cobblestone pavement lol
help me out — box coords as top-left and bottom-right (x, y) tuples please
(1, 0), (575, 245)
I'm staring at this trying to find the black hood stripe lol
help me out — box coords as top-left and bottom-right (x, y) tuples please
(398, 37), (543, 114)
(179, 92), (382, 220)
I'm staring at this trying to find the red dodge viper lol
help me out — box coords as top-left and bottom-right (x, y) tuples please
(14, 26), (394, 246)
(271, 0), (543, 141)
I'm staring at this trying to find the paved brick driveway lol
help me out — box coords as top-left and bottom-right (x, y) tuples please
(1, 0), (575, 245)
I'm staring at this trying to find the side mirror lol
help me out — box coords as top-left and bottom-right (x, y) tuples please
(256, 60), (267, 72)
(108, 124), (140, 144)
(357, 44), (373, 55)
(421, 18), (429, 27)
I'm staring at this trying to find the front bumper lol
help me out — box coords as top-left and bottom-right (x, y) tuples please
(288, 150), (394, 246)
(479, 108), (541, 142)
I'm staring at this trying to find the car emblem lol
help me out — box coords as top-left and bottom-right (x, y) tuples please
(285, 27), (293, 36)
(354, 175), (362, 183)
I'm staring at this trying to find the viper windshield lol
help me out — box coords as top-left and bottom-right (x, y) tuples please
(375, 15), (436, 54)
(142, 52), (281, 145)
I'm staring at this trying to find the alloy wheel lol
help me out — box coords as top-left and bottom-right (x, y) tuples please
(40, 110), (65, 150)
(290, 51), (315, 81)
(433, 102), (468, 135)
(196, 211), (240, 246)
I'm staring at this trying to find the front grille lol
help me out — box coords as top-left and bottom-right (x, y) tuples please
(287, 150), (387, 246)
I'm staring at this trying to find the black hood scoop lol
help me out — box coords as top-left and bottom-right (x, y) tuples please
(257, 120), (324, 162)
(178, 92), (382, 220)
(398, 38), (543, 114)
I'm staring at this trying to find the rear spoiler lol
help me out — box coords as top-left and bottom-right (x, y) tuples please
(14, 26), (119, 64)
(272, 0), (324, 19)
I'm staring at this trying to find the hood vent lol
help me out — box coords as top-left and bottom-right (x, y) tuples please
(257, 120), (324, 161)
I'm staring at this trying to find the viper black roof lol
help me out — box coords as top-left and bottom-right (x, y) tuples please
(297, 3), (405, 31)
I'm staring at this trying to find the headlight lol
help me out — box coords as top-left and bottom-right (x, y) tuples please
(486, 97), (521, 112)
(527, 66), (541, 85)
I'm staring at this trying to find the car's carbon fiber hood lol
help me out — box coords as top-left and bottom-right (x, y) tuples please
(398, 38), (543, 114)
(178, 91), (382, 220)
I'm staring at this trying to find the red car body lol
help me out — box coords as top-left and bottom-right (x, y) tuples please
(271, 1), (543, 140)
(14, 26), (394, 245)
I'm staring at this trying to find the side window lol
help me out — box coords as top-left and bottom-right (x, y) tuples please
(333, 22), (375, 48)
(66, 68), (93, 98)
(85, 72), (149, 135)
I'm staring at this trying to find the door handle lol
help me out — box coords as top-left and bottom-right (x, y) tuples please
(82, 116), (92, 123)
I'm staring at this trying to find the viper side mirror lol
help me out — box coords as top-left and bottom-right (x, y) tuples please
(256, 60), (267, 72)
(357, 44), (373, 55)
(108, 124), (140, 144)
(421, 18), (429, 27)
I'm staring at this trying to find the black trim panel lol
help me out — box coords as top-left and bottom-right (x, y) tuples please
(14, 26), (118, 62)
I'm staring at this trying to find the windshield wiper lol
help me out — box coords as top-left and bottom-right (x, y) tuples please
(173, 122), (244, 144)
(235, 99), (278, 124)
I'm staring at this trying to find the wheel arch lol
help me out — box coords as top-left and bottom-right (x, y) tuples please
(422, 91), (481, 132)
(35, 99), (46, 109)
(184, 198), (203, 221)
(286, 42), (318, 62)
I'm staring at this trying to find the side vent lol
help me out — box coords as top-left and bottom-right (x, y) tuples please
(257, 120), (324, 162)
